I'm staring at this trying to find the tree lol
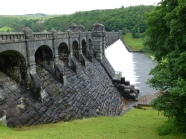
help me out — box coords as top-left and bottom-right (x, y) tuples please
(145, 0), (186, 131)
(122, 27), (127, 35)
(32, 23), (45, 32)
(44, 5), (155, 32)
(132, 25), (140, 38)
(60, 22), (68, 32)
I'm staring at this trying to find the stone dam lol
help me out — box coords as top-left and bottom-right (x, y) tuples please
(0, 23), (139, 127)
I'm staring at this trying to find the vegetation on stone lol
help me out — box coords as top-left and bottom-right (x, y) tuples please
(145, 0), (186, 132)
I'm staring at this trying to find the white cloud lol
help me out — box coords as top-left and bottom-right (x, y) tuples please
(0, 0), (161, 15)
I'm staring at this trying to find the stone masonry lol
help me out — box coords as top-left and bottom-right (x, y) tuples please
(0, 57), (123, 127)
(0, 23), (138, 127)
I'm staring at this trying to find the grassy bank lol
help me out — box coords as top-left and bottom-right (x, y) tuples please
(0, 14), (63, 20)
(123, 33), (144, 51)
(0, 26), (12, 32)
(0, 107), (185, 139)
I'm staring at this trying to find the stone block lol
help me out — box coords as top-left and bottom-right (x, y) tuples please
(46, 109), (52, 117)
(37, 107), (46, 116)
(0, 110), (5, 117)
(33, 102), (41, 112)
(8, 84), (18, 91)
(59, 104), (65, 110)
(11, 107), (21, 117)
(4, 81), (14, 87)
(26, 119), (35, 126)
(38, 117), (44, 123)
(19, 114), (29, 125)
(46, 117), (53, 123)
(27, 109), (37, 119)
(7, 117), (22, 128)
(6, 98), (17, 108)
(59, 113), (65, 119)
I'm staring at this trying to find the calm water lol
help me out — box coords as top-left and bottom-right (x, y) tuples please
(105, 40), (156, 96)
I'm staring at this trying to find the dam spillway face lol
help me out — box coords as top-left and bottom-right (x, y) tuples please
(0, 57), (123, 127)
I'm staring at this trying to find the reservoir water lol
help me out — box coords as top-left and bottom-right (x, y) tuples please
(105, 40), (156, 96)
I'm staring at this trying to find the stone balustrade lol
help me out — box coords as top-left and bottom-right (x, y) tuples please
(0, 32), (25, 43)
(33, 32), (53, 40)
(0, 30), (121, 47)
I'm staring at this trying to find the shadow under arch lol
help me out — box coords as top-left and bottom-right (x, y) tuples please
(72, 40), (79, 60)
(58, 42), (69, 65)
(88, 38), (93, 54)
(82, 39), (87, 58)
(0, 50), (27, 84)
(35, 45), (54, 72)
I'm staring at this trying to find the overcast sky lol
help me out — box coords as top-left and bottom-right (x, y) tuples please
(1, 0), (161, 15)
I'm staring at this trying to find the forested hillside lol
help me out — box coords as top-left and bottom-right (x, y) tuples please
(0, 5), (155, 33)
(45, 5), (155, 33)
(0, 16), (39, 32)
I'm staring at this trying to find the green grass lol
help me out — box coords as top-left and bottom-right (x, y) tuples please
(0, 107), (185, 139)
(123, 33), (144, 51)
(0, 26), (12, 32)
(0, 14), (64, 20)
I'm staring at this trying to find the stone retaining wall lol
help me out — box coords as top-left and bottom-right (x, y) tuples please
(0, 57), (123, 127)
(100, 57), (115, 79)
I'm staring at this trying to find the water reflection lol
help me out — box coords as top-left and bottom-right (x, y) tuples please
(105, 40), (156, 96)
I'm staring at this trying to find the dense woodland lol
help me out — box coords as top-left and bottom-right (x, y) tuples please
(0, 5), (155, 37)
(0, 16), (44, 32)
(145, 0), (186, 132)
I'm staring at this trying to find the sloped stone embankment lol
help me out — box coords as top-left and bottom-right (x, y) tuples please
(0, 57), (123, 127)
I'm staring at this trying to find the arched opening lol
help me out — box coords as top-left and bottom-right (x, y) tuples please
(35, 45), (54, 71)
(82, 39), (87, 57)
(0, 50), (27, 84)
(72, 41), (79, 60)
(58, 42), (69, 65)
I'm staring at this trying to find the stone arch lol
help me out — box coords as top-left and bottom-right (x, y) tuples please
(34, 42), (54, 56)
(0, 44), (27, 62)
(82, 39), (87, 57)
(35, 45), (54, 66)
(0, 50), (27, 84)
(58, 42), (69, 65)
(72, 40), (79, 60)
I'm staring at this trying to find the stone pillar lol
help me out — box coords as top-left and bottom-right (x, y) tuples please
(68, 31), (73, 67)
(91, 23), (106, 61)
(22, 27), (36, 75)
(51, 28), (61, 69)
(51, 28), (59, 64)
(78, 31), (86, 66)
(51, 29), (66, 85)
(79, 31), (82, 56)
(22, 27), (41, 93)
(102, 32), (106, 57)
(68, 24), (86, 67)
